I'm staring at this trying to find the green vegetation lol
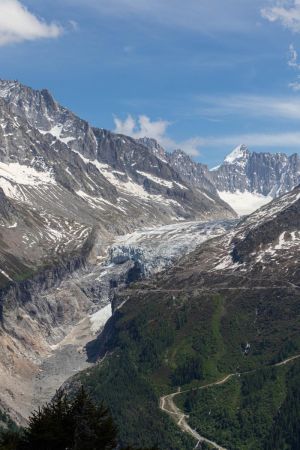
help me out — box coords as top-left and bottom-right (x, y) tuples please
(265, 361), (300, 450)
(0, 388), (155, 450)
(71, 277), (300, 449)
(180, 360), (300, 450)
(75, 290), (249, 448)
(13, 269), (35, 283)
(77, 352), (194, 449)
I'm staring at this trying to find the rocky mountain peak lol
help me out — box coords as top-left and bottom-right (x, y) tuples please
(137, 137), (167, 162)
(172, 148), (188, 157)
(0, 79), (20, 96)
(210, 145), (300, 215)
(0, 187), (18, 225)
(167, 148), (217, 195)
(224, 144), (250, 164)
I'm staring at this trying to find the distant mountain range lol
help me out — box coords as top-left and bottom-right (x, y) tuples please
(167, 144), (300, 215)
(137, 137), (300, 216)
(0, 79), (299, 224)
(210, 144), (300, 215)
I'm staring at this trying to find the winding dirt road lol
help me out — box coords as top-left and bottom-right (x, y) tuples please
(160, 354), (300, 449)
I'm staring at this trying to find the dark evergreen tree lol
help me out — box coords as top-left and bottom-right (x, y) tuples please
(70, 388), (117, 450)
(0, 429), (22, 450)
(18, 388), (117, 450)
(0, 389), (157, 450)
(19, 390), (72, 450)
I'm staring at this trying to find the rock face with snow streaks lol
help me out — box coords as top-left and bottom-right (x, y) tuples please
(210, 145), (300, 215)
(167, 149), (217, 194)
(0, 79), (235, 240)
(156, 142), (300, 216)
(180, 184), (300, 282)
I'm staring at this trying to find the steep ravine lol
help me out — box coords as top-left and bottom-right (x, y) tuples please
(0, 219), (237, 425)
(0, 231), (99, 424)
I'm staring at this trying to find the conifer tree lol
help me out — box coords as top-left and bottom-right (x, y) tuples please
(0, 388), (155, 450)
(18, 388), (117, 450)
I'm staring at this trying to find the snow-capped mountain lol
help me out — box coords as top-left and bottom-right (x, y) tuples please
(0, 78), (299, 436)
(0, 79), (236, 282)
(142, 140), (300, 216)
(210, 145), (300, 215)
(201, 184), (300, 277)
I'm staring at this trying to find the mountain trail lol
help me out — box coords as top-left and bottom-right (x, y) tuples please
(160, 354), (300, 449)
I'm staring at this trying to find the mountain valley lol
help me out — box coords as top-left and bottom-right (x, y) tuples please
(0, 80), (299, 449)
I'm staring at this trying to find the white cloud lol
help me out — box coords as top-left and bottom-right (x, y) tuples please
(0, 0), (63, 46)
(262, 3), (300, 89)
(69, 0), (261, 34)
(114, 114), (300, 158)
(289, 80), (300, 90)
(286, 43), (300, 90)
(68, 20), (79, 31)
(114, 114), (201, 156)
(201, 132), (300, 149)
(261, 0), (300, 32)
(288, 43), (300, 68)
(196, 94), (300, 120)
(176, 137), (205, 157)
(114, 114), (170, 141)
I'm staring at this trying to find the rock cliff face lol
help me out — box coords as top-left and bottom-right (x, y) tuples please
(166, 143), (300, 215)
(0, 79), (235, 234)
(210, 145), (300, 215)
(210, 144), (300, 196)
(167, 149), (217, 194)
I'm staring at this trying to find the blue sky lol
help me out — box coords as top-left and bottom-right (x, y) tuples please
(1, 0), (300, 166)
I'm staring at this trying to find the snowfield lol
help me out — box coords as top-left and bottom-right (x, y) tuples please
(0, 161), (55, 187)
(218, 190), (273, 216)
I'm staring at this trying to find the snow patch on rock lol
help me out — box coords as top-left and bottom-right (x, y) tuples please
(90, 304), (112, 334)
(39, 125), (75, 145)
(136, 170), (174, 189)
(0, 162), (55, 186)
(224, 144), (249, 164)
